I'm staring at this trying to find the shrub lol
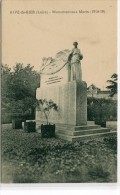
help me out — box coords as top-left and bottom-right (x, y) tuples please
(87, 97), (117, 121)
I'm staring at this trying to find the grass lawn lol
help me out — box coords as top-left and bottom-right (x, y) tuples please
(1, 124), (117, 183)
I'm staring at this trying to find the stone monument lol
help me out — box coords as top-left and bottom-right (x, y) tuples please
(36, 42), (112, 141)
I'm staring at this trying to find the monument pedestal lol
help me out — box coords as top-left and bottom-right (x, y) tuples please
(36, 80), (87, 127)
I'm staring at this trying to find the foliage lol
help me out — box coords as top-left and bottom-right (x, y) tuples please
(37, 99), (58, 125)
(1, 63), (40, 121)
(9, 63), (39, 100)
(9, 97), (37, 115)
(2, 124), (117, 183)
(106, 73), (117, 97)
(87, 97), (117, 121)
(1, 64), (12, 111)
(103, 136), (117, 151)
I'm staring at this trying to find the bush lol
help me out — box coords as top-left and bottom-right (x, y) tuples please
(1, 112), (35, 124)
(87, 97), (117, 121)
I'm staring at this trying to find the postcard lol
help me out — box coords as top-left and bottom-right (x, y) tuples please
(1, 0), (118, 188)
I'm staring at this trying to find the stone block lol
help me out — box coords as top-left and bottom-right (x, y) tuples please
(36, 80), (87, 127)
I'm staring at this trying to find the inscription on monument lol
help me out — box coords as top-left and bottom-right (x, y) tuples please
(45, 76), (63, 85)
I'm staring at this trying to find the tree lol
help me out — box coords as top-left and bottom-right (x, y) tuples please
(37, 99), (58, 125)
(1, 63), (40, 119)
(1, 64), (12, 112)
(8, 63), (40, 100)
(106, 73), (117, 97)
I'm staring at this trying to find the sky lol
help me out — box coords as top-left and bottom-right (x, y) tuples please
(2, 0), (117, 89)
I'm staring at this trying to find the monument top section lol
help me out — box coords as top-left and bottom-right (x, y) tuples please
(40, 49), (70, 87)
(39, 42), (83, 87)
(40, 49), (70, 75)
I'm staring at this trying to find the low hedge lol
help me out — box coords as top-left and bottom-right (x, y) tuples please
(1, 112), (35, 124)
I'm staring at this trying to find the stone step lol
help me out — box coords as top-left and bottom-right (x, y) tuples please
(75, 125), (101, 131)
(57, 127), (110, 136)
(56, 131), (117, 142)
(56, 124), (101, 131)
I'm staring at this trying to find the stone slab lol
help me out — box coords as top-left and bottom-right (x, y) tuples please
(57, 128), (110, 136)
(56, 124), (101, 131)
(56, 131), (117, 142)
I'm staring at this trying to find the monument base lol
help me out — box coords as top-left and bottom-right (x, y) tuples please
(36, 122), (116, 142)
(55, 124), (116, 142)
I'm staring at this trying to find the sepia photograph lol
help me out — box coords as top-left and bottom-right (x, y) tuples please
(1, 0), (118, 184)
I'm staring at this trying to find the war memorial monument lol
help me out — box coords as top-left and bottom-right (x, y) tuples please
(36, 42), (112, 141)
